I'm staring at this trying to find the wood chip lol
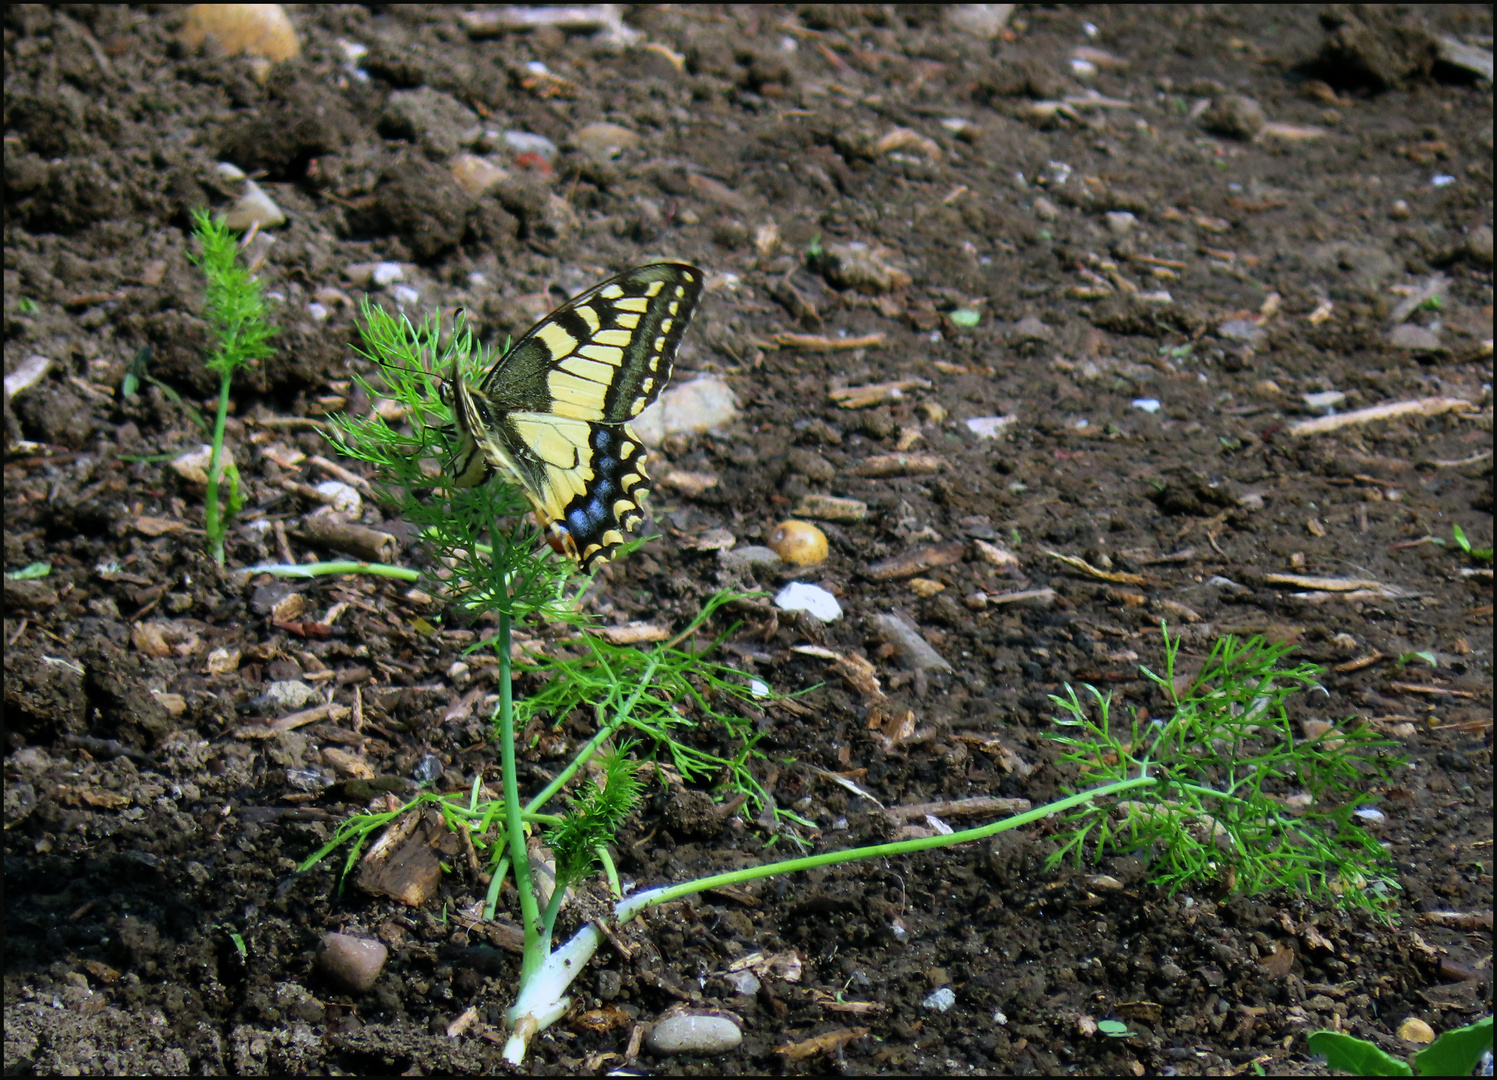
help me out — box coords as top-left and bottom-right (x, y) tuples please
(810, 989), (885, 1014)
(775, 332), (887, 351)
(1332, 652), (1384, 673)
(972, 539), (1020, 568)
(853, 452), (944, 477)
(883, 796), (1029, 823)
(775, 1027), (869, 1062)
(134, 516), (189, 537)
(793, 494), (868, 522)
(985, 587), (1055, 607)
(1388, 682), (1477, 699)
(657, 468), (719, 496)
(864, 541), (966, 581)
(1044, 549), (1148, 586)
(1422, 910), (1494, 930)
(596, 622), (671, 645)
(1287, 396), (1475, 436)
(1264, 573), (1408, 596)
(828, 379), (932, 409)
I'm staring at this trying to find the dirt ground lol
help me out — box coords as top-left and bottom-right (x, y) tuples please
(4, 4), (1492, 1075)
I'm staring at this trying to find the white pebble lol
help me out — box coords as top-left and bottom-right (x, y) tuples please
(965, 415), (1015, 439)
(372, 262), (404, 285)
(647, 1014), (743, 1055)
(923, 987), (957, 1012)
(775, 582), (843, 622)
(1132, 398), (1161, 413)
(315, 480), (361, 514)
(390, 284), (420, 307)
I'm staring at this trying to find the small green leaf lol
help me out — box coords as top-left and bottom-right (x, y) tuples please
(1451, 524), (1470, 553)
(805, 234), (823, 260)
(948, 309), (981, 328)
(6, 562), (52, 581)
(1413, 1016), (1492, 1077)
(1308, 1030), (1412, 1076)
(1097, 1019), (1131, 1037)
(18, 297), (39, 314)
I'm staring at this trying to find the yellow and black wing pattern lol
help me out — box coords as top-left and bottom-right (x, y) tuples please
(448, 262), (703, 572)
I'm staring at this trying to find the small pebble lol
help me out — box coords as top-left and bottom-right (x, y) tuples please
(1302, 390), (1346, 412)
(775, 582), (842, 622)
(1202, 94), (1266, 140)
(719, 545), (783, 573)
(648, 1013), (743, 1055)
(1389, 199), (1411, 221)
(221, 180), (286, 231)
(1217, 319), (1263, 344)
(767, 520), (828, 566)
(725, 969), (761, 996)
(1033, 196), (1059, 221)
(965, 416), (1015, 439)
(923, 987), (957, 1012)
(571, 121), (641, 161)
(315, 480), (361, 514)
(265, 680), (320, 710)
(1466, 224), (1493, 266)
(1397, 1017), (1436, 1044)
(317, 933), (387, 993)
(631, 376), (739, 445)
(1010, 315), (1053, 343)
(1132, 398), (1161, 414)
(1388, 324), (1442, 352)
(1105, 211), (1137, 235)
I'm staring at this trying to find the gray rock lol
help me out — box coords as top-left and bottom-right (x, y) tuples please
(719, 545), (784, 573)
(265, 680), (320, 710)
(786, 447), (836, 482)
(316, 934), (387, 993)
(381, 88), (482, 159)
(1010, 315), (1053, 343)
(1388, 324), (1443, 352)
(873, 612), (952, 673)
(1216, 319), (1263, 344)
(648, 1013), (743, 1055)
(570, 121), (641, 161)
(1466, 224), (1493, 266)
(1202, 95), (1266, 140)
(631, 376), (739, 445)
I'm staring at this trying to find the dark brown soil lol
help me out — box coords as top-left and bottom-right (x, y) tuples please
(4, 5), (1492, 1076)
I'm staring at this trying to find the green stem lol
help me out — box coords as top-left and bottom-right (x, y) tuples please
(598, 845), (622, 899)
(498, 610), (544, 979)
(540, 874), (568, 940)
(523, 654), (661, 814)
(242, 561), (421, 581)
(617, 775), (1158, 921)
(204, 370), (233, 565)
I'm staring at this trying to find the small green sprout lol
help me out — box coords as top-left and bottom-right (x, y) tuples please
(18, 297), (38, 314)
(1395, 650), (1438, 670)
(188, 207), (278, 565)
(948, 309), (981, 328)
(1450, 524), (1493, 562)
(1097, 1019), (1132, 1038)
(5, 562), (51, 581)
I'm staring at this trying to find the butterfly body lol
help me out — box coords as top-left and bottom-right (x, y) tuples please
(447, 263), (703, 571)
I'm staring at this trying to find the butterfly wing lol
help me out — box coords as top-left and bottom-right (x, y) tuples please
(450, 263), (703, 571)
